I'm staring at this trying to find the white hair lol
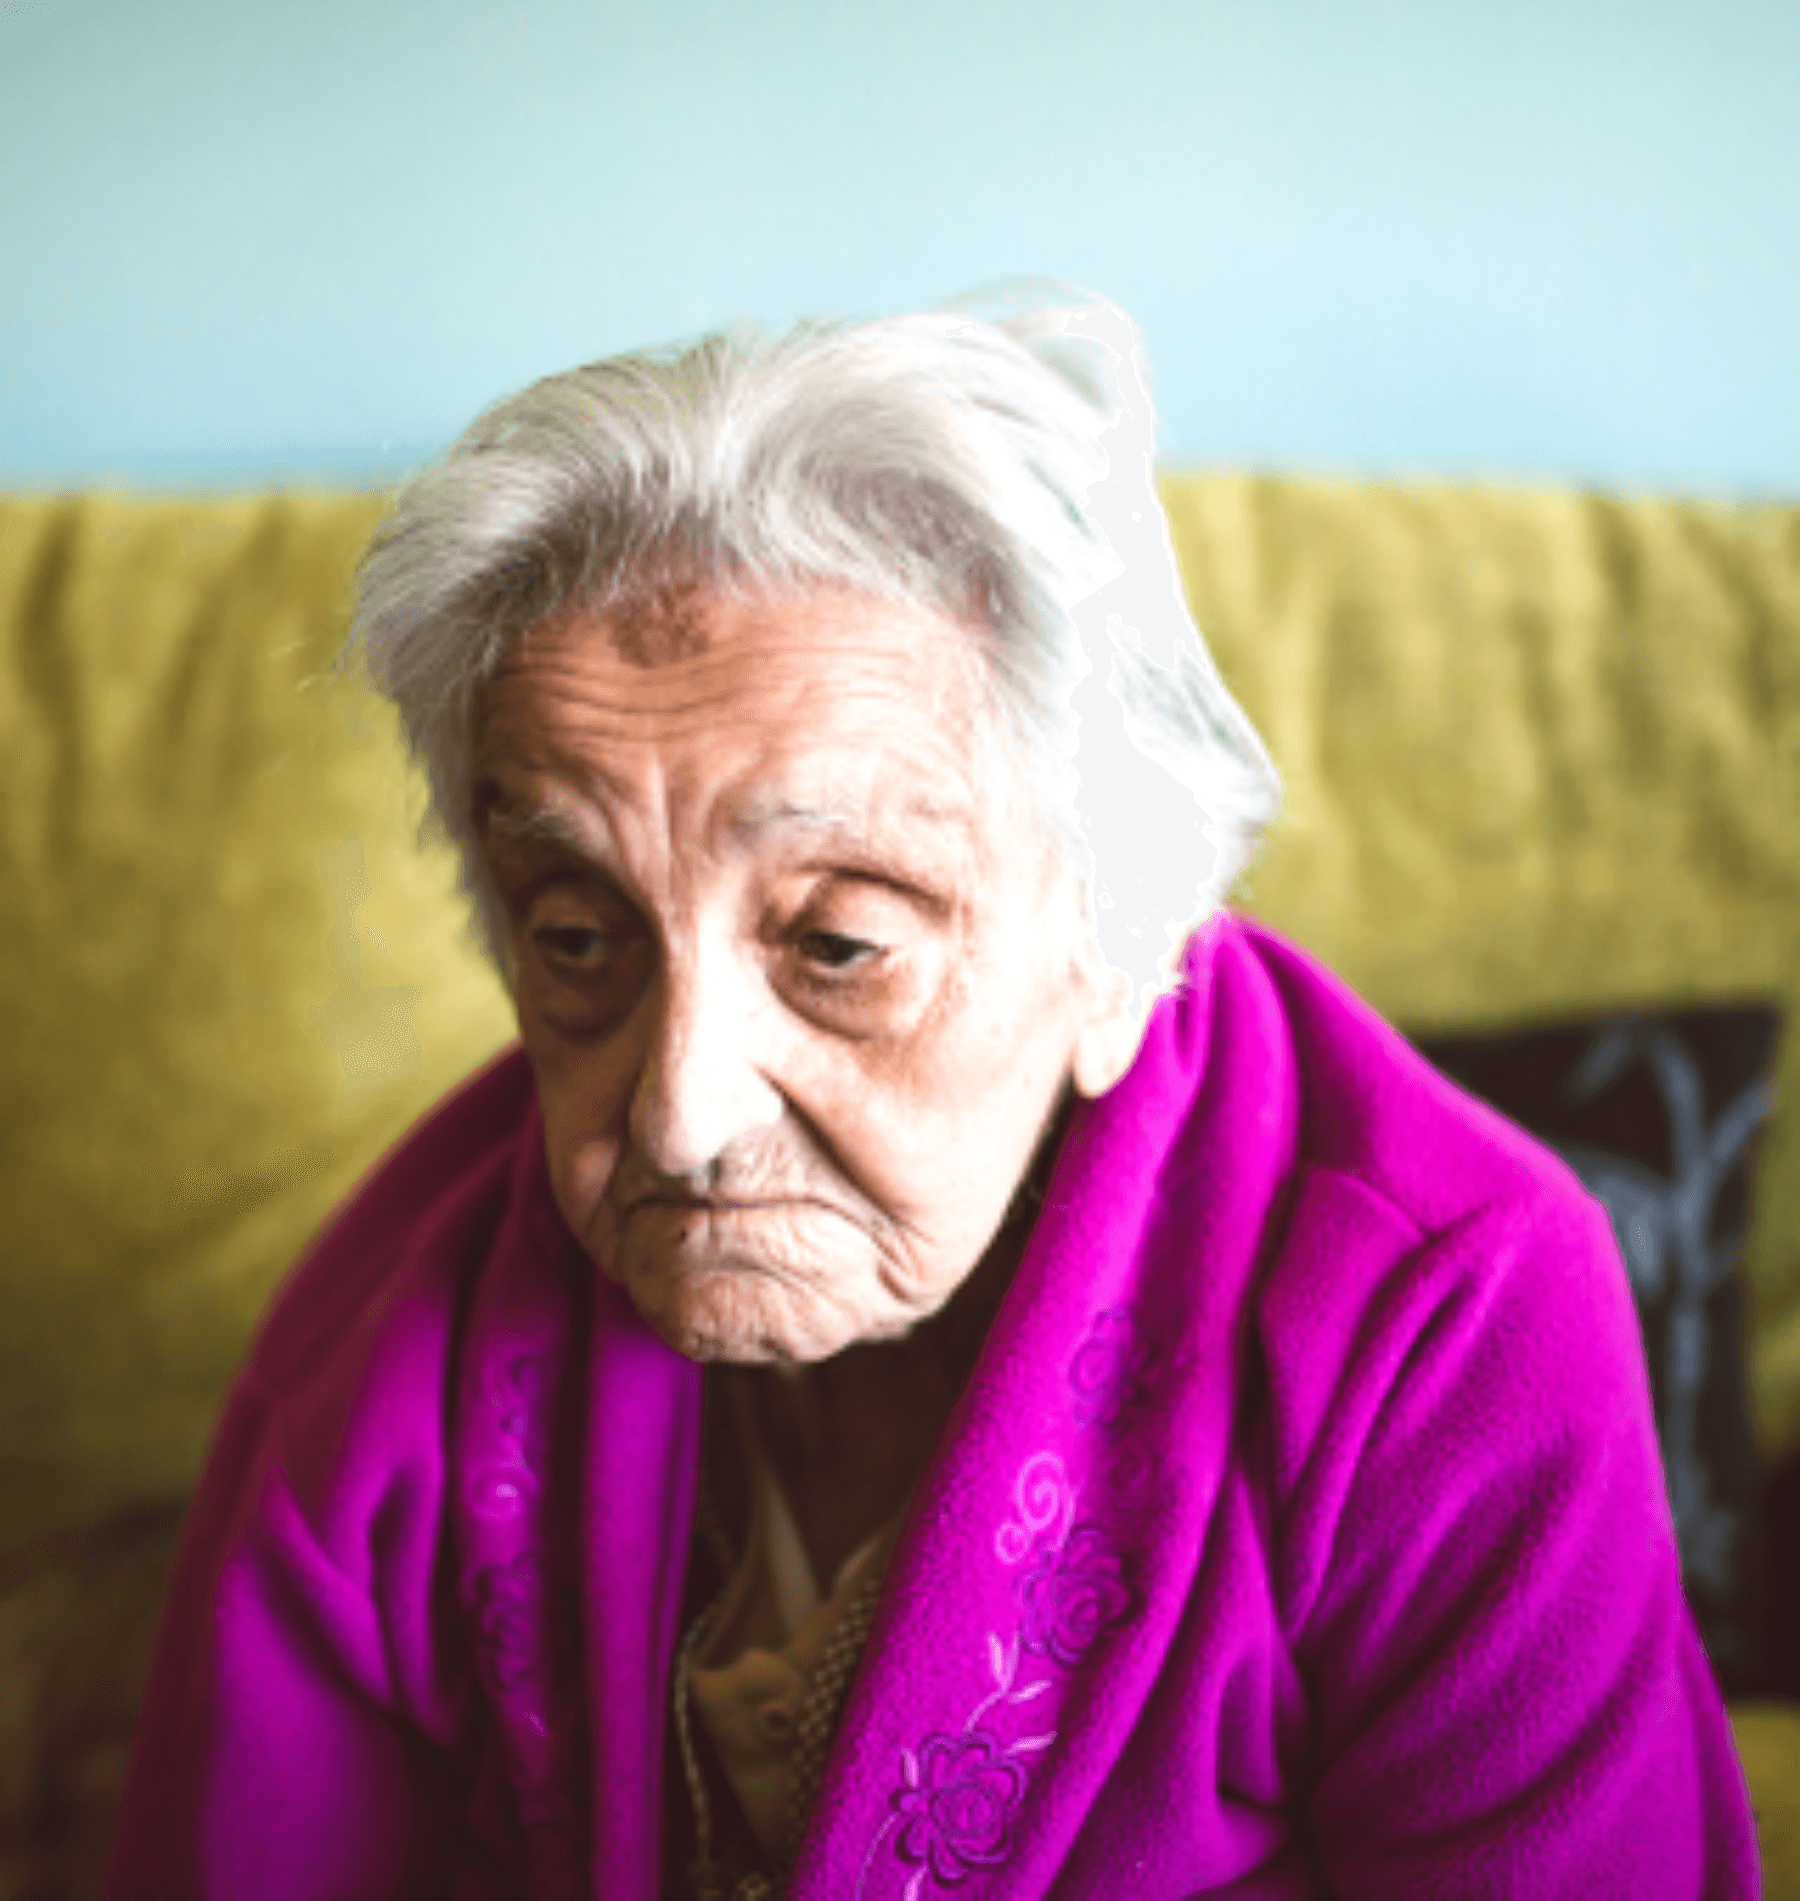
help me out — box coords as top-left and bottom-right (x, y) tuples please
(345, 283), (1281, 1007)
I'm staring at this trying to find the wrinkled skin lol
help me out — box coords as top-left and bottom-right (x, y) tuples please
(475, 581), (1133, 1365)
(473, 582), (1136, 1574)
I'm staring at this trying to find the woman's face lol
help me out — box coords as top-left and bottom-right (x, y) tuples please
(473, 582), (1116, 1364)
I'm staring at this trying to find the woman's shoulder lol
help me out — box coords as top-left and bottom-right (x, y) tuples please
(159, 1046), (555, 1732)
(1192, 927), (1747, 1894)
(1220, 915), (1592, 1235)
(113, 1052), (552, 1833)
(1210, 919), (1651, 1551)
(242, 1043), (539, 1438)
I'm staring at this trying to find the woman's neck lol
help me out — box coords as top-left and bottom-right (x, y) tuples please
(737, 1084), (1072, 1588)
(732, 1217), (1029, 1589)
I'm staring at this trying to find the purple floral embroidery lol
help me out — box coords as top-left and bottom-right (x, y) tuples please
(501, 1353), (554, 1481)
(453, 1262), (589, 1899)
(858, 1631), (1055, 1899)
(864, 1301), (1161, 1895)
(466, 1353), (557, 1520)
(892, 1733), (1027, 1886)
(1017, 1525), (1131, 1666)
(471, 1549), (546, 1691)
(1102, 1441), (1155, 1508)
(1067, 1307), (1151, 1434)
(993, 1451), (1075, 1564)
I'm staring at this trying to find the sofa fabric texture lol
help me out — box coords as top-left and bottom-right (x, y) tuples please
(1, 478), (1797, 1893)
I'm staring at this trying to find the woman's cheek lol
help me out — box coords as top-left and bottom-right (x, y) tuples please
(546, 1100), (625, 1235)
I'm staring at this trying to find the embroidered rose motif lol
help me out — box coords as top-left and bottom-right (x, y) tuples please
(471, 1550), (546, 1691)
(1067, 1308), (1150, 1434)
(1017, 1525), (1130, 1666)
(502, 1353), (555, 1481)
(892, 1731), (1027, 1886)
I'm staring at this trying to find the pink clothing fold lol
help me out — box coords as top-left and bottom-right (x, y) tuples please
(104, 918), (1759, 1899)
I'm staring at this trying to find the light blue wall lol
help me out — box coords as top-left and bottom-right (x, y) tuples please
(3, 0), (1794, 496)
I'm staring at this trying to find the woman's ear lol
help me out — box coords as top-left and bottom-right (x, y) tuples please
(1070, 964), (1148, 1099)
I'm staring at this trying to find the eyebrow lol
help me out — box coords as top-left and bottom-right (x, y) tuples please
(477, 781), (973, 862)
(727, 792), (974, 847)
(474, 786), (605, 860)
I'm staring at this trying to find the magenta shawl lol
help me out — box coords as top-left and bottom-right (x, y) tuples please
(104, 919), (1758, 1897)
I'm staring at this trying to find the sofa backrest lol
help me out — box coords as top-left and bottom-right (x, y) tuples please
(1, 479), (1795, 1562)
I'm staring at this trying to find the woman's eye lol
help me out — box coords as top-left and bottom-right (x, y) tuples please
(534, 925), (609, 966)
(798, 930), (881, 972)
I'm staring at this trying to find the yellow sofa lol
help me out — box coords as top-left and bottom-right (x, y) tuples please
(2, 480), (1795, 1895)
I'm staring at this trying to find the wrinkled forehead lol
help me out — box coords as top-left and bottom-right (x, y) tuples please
(471, 580), (1033, 857)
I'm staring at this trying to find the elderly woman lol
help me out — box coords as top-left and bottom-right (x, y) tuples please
(107, 292), (1754, 1900)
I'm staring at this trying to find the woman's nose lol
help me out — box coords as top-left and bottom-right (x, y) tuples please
(627, 945), (783, 1178)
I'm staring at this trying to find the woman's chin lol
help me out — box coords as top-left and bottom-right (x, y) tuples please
(623, 1258), (880, 1366)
